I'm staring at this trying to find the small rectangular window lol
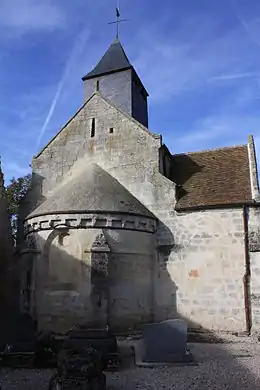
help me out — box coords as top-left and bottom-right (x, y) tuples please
(91, 118), (95, 138)
(109, 127), (114, 134)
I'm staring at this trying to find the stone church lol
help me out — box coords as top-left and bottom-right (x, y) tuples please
(19, 38), (260, 335)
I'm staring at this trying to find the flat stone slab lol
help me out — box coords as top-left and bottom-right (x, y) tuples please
(132, 340), (196, 367)
(142, 319), (194, 365)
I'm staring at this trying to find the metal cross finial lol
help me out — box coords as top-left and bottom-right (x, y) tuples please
(108, 0), (128, 40)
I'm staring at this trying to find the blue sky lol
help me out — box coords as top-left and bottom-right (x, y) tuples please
(1, 0), (260, 183)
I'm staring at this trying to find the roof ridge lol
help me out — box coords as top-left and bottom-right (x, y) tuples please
(173, 143), (247, 157)
(33, 91), (161, 161)
(33, 92), (96, 159)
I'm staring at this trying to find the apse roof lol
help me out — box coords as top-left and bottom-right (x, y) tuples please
(28, 163), (154, 219)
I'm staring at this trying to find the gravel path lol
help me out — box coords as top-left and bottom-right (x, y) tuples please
(1, 336), (260, 389)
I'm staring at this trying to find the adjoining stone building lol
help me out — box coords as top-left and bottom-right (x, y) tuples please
(19, 38), (260, 335)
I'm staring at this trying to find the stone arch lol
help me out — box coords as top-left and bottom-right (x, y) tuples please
(42, 227), (82, 292)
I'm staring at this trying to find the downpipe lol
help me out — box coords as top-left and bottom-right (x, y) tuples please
(243, 206), (252, 335)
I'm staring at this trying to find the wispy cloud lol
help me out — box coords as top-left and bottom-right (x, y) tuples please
(2, 0), (260, 181)
(170, 114), (260, 154)
(209, 72), (260, 81)
(231, 0), (260, 50)
(36, 27), (91, 149)
(130, 17), (251, 103)
(0, 0), (65, 33)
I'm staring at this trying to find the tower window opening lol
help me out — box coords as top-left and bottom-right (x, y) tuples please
(91, 118), (95, 138)
(109, 127), (114, 134)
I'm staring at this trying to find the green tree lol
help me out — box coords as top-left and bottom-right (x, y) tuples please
(5, 174), (32, 241)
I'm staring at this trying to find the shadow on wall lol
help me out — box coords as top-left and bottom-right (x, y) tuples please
(13, 219), (239, 336)
(16, 172), (46, 245)
(171, 154), (202, 186)
(9, 217), (176, 332)
(1, 223), (260, 388)
(6, 170), (260, 386)
(0, 171), (46, 339)
(171, 154), (202, 201)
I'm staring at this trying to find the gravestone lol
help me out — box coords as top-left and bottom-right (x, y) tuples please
(143, 319), (192, 363)
(64, 326), (119, 369)
(0, 313), (38, 368)
(48, 346), (106, 390)
(0, 312), (37, 351)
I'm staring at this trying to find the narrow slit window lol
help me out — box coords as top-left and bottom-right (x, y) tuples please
(91, 118), (95, 138)
(109, 127), (114, 134)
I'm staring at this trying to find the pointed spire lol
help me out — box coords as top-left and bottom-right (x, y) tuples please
(82, 40), (132, 81)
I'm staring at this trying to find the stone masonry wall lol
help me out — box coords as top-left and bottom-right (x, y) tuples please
(84, 70), (132, 117)
(25, 224), (154, 334)
(155, 208), (247, 332)
(83, 70), (148, 128)
(27, 92), (248, 332)
(131, 74), (148, 128)
(32, 93), (162, 204)
(248, 206), (260, 333)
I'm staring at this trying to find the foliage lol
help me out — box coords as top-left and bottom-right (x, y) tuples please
(5, 174), (32, 240)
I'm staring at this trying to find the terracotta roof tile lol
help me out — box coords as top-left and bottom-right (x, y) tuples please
(171, 145), (252, 210)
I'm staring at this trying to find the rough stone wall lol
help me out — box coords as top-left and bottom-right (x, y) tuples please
(83, 70), (148, 128)
(26, 93), (250, 333)
(84, 71), (132, 117)
(131, 74), (148, 128)
(31, 93), (162, 205)
(24, 222), (154, 334)
(248, 135), (260, 201)
(244, 135), (260, 334)
(155, 208), (247, 332)
(248, 206), (260, 333)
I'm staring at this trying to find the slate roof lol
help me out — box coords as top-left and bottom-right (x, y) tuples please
(28, 163), (154, 219)
(82, 39), (132, 80)
(171, 145), (253, 210)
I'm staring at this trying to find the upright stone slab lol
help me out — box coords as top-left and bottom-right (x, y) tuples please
(143, 319), (192, 363)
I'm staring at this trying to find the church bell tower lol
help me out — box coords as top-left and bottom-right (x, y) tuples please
(82, 7), (149, 128)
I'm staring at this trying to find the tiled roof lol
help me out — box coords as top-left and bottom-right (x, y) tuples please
(172, 145), (252, 210)
(82, 39), (132, 81)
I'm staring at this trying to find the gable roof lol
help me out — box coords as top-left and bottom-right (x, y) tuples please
(34, 91), (160, 159)
(27, 163), (155, 219)
(172, 144), (253, 210)
(82, 39), (132, 81)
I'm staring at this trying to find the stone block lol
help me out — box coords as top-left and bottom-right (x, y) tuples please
(249, 230), (260, 252)
(143, 319), (192, 363)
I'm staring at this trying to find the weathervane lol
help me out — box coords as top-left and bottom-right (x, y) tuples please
(108, 0), (128, 40)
